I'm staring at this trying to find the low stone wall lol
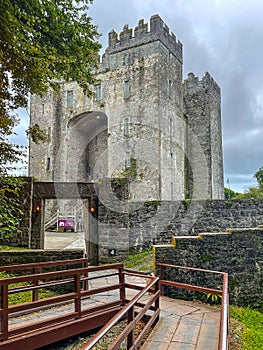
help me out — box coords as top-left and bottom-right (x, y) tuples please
(154, 228), (263, 309)
(98, 199), (263, 261)
(0, 249), (84, 267)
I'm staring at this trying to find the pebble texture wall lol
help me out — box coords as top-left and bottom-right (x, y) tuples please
(0, 249), (84, 267)
(154, 228), (263, 308)
(98, 199), (263, 259)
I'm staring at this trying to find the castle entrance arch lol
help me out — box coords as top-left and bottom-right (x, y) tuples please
(66, 111), (108, 183)
(31, 182), (99, 265)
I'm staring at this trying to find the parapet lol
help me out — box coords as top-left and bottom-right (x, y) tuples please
(105, 14), (183, 63)
(184, 72), (221, 100)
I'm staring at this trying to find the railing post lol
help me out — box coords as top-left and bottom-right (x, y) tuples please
(159, 264), (164, 296)
(119, 265), (126, 305)
(83, 259), (89, 291)
(74, 274), (81, 319)
(0, 284), (9, 341)
(154, 279), (160, 326)
(219, 273), (229, 350)
(33, 267), (39, 302)
(127, 305), (134, 349)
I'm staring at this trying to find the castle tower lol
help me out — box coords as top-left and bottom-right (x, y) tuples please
(183, 72), (224, 199)
(29, 15), (224, 201)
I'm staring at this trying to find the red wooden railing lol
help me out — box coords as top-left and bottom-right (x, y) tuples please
(81, 271), (160, 350)
(157, 263), (229, 350)
(0, 261), (126, 349)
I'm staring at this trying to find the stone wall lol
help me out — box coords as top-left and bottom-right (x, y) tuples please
(98, 199), (263, 261)
(154, 228), (263, 309)
(0, 249), (84, 267)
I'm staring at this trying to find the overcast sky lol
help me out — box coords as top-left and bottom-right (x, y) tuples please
(13, 0), (263, 192)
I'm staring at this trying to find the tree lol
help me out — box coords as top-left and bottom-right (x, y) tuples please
(224, 187), (238, 200)
(0, 0), (100, 238)
(0, 0), (100, 120)
(254, 166), (263, 188)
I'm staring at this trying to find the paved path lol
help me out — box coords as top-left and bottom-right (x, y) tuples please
(141, 297), (220, 350)
(44, 231), (85, 250)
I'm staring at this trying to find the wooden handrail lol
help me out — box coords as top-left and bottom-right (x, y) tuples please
(0, 263), (125, 345)
(81, 274), (160, 350)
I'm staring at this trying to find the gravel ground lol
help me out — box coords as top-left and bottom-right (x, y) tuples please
(228, 319), (244, 350)
(39, 320), (147, 350)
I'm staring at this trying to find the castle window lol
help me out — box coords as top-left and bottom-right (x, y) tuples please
(125, 152), (131, 168)
(168, 80), (172, 97)
(47, 127), (51, 141)
(67, 90), (74, 107)
(94, 135), (98, 145)
(169, 52), (173, 66)
(123, 117), (130, 136)
(124, 80), (130, 98)
(169, 118), (174, 137)
(46, 157), (50, 171)
(42, 103), (45, 114)
(94, 84), (102, 101)
(123, 54), (129, 66)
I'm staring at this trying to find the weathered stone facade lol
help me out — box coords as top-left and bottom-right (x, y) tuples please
(98, 198), (263, 259)
(154, 228), (263, 309)
(29, 14), (224, 201)
(0, 249), (84, 267)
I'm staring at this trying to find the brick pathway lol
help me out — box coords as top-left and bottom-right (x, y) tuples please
(141, 296), (220, 350)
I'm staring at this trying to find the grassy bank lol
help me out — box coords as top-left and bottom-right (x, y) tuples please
(229, 306), (263, 349)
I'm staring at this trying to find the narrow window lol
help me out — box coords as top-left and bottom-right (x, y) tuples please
(94, 84), (102, 101)
(94, 135), (98, 145)
(123, 117), (129, 136)
(124, 80), (130, 98)
(123, 54), (129, 66)
(67, 90), (74, 107)
(46, 157), (51, 171)
(42, 103), (45, 114)
(169, 118), (173, 138)
(169, 52), (173, 66)
(168, 80), (172, 97)
(125, 152), (131, 168)
(47, 127), (51, 141)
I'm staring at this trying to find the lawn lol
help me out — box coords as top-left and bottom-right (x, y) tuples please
(0, 271), (57, 305)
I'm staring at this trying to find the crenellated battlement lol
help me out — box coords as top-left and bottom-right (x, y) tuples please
(105, 15), (183, 63)
(184, 72), (221, 100)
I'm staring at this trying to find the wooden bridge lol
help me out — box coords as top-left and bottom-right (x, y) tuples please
(0, 259), (228, 349)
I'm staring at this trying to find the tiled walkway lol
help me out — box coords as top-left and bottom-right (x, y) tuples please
(141, 296), (220, 350)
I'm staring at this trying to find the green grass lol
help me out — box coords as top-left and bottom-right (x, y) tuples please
(124, 249), (154, 271)
(0, 245), (28, 250)
(0, 271), (57, 305)
(230, 305), (263, 349)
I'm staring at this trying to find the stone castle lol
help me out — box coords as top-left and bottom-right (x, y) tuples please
(29, 14), (224, 201)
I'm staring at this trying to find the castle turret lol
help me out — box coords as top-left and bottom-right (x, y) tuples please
(183, 72), (224, 199)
